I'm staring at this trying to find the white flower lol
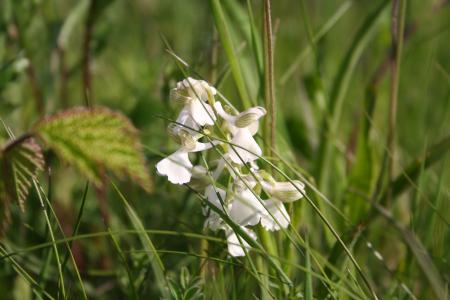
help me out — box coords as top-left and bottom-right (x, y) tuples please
(203, 185), (257, 257)
(225, 226), (256, 257)
(214, 102), (265, 164)
(171, 77), (217, 126)
(173, 107), (200, 135)
(260, 199), (290, 231)
(260, 180), (306, 203)
(156, 141), (218, 185)
(214, 102), (266, 135)
(228, 188), (265, 226)
(203, 185), (227, 230)
(172, 77), (217, 102)
(156, 150), (193, 185)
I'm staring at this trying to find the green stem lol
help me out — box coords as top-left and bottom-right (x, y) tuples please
(263, 0), (276, 161)
(386, 0), (407, 204)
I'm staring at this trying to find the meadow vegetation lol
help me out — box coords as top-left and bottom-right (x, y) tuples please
(0, 0), (449, 299)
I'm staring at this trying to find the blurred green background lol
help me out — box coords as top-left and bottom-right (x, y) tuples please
(0, 0), (449, 299)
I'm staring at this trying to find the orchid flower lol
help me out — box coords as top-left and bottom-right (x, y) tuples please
(157, 77), (307, 257)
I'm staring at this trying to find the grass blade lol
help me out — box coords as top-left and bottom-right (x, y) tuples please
(111, 181), (170, 299)
(304, 234), (313, 300)
(316, 0), (390, 191)
(210, 0), (252, 108)
(372, 202), (447, 300)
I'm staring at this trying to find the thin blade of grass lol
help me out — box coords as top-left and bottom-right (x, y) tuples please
(34, 182), (87, 299)
(210, 0), (252, 108)
(111, 181), (171, 299)
(371, 201), (447, 300)
(304, 234), (313, 300)
(108, 229), (138, 300)
(32, 180), (66, 299)
(280, 0), (354, 84)
(0, 245), (56, 300)
(316, 0), (390, 192)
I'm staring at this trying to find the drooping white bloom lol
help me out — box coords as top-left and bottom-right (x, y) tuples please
(260, 180), (306, 203)
(203, 185), (258, 257)
(203, 185), (228, 230)
(229, 129), (262, 164)
(228, 187), (265, 226)
(225, 226), (256, 257)
(156, 140), (218, 185)
(260, 199), (290, 231)
(157, 77), (307, 257)
(156, 150), (193, 185)
(213, 102), (266, 135)
(171, 77), (217, 126)
(214, 102), (265, 164)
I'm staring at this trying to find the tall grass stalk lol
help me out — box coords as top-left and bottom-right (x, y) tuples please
(386, 0), (407, 204)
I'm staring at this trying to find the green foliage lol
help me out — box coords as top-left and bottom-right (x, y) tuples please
(0, 0), (449, 299)
(0, 137), (44, 235)
(33, 106), (153, 192)
(168, 267), (203, 300)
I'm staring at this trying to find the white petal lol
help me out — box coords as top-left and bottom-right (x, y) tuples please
(229, 129), (262, 164)
(190, 140), (220, 152)
(234, 106), (266, 130)
(261, 199), (290, 231)
(229, 188), (264, 226)
(172, 78), (216, 103)
(203, 185), (228, 231)
(212, 158), (226, 180)
(204, 213), (223, 231)
(213, 101), (236, 123)
(240, 106), (266, 119)
(225, 227), (256, 257)
(205, 185), (227, 211)
(156, 150), (193, 184)
(176, 107), (199, 133)
(186, 77), (216, 101)
(262, 180), (306, 203)
(233, 175), (257, 191)
(247, 121), (260, 136)
(189, 100), (216, 126)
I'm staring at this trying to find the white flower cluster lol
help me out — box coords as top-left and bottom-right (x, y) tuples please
(156, 77), (306, 257)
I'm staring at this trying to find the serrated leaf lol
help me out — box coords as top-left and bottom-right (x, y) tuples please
(33, 106), (153, 192)
(1, 137), (44, 235)
(0, 180), (11, 237)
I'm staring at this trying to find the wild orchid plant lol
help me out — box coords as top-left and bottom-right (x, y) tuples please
(156, 77), (306, 257)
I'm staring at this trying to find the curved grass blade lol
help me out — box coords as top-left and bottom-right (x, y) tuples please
(210, 0), (252, 108)
(0, 245), (56, 300)
(111, 181), (171, 299)
(316, 0), (390, 191)
(108, 229), (138, 300)
(34, 182), (88, 299)
(371, 201), (447, 300)
(280, 0), (354, 84)
(32, 180), (66, 299)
